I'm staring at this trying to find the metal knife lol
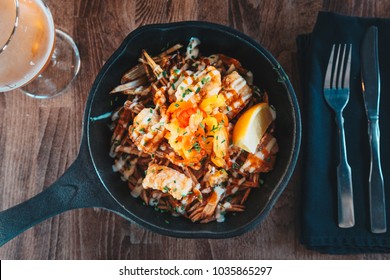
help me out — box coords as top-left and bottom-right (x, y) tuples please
(361, 26), (387, 233)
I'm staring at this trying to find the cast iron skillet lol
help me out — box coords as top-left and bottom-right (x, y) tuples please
(0, 22), (301, 246)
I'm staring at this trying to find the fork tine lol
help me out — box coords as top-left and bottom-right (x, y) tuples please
(324, 44), (335, 89)
(332, 45), (342, 89)
(343, 44), (352, 89)
(337, 44), (347, 89)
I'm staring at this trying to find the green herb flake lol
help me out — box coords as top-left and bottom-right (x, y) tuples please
(139, 128), (146, 134)
(260, 179), (265, 185)
(201, 77), (210, 84)
(192, 142), (201, 152)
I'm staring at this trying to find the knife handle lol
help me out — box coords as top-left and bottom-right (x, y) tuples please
(368, 118), (387, 233)
(336, 112), (355, 228)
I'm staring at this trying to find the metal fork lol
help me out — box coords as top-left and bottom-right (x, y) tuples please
(324, 44), (355, 228)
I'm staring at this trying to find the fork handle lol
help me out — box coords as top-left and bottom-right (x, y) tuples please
(368, 118), (387, 233)
(336, 112), (355, 228)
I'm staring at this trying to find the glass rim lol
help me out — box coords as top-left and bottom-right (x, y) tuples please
(0, 0), (20, 55)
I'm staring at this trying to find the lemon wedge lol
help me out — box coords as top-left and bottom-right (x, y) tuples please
(232, 103), (275, 154)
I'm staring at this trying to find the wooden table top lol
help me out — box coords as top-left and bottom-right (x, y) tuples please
(1, 0), (390, 260)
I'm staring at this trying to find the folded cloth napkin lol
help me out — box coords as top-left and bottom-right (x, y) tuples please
(297, 11), (390, 254)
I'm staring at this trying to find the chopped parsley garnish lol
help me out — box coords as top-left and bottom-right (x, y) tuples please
(201, 77), (210, 84)
(182, 88), (192, 98)
(260, 179), (265, 185)
(139, 128), (146, 134)
(210, 125), (218, 132)
(188, 142), (201, 152)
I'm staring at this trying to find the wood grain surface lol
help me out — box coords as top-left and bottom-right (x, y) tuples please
(1, 0), (390, 260)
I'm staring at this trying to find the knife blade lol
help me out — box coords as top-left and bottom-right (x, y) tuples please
(361, 25), (387, 233)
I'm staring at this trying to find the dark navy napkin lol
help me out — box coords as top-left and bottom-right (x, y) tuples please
(297, 11), (390, 254)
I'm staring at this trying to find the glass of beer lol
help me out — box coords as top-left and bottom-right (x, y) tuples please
(0, 0), (80, 98)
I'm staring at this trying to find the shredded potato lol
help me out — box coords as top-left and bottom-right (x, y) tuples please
(109, 38), (278, 223)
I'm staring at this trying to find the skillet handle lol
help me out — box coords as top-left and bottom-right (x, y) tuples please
(0, 152), (121, 247)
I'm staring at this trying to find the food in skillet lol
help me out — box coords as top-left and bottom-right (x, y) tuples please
(109, 38), (278, 223)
